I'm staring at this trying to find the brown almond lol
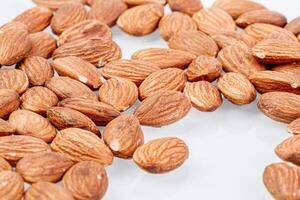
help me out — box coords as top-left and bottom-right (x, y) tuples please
(0, 89), (20, 119)
(275, 135), (300, 165)
(285, 17), (300, 35)
(32, 0), (85, 10)
(288, 118), (300, 135)
(0, 171), (24, 200)
(0, 69), (29, 94)
(168, 0), (203, 16)
(211, 31), (257, 49)
(0, 157), (12, 172)
(123, 0), (166, 6)
(0, 119), (15, 136)
(272, 63), (300, 75)
(28, 32), (57, 59)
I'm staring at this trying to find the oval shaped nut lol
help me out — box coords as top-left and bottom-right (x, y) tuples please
(168, 30), (219, 57)
(117, 4), (164, 36)
(168, 0), (203, 16)
(258, 92), (300, 123)
(217, 72), (256, 105)
(211, 31), (257, 49)
(25, 182), (74, 200)
(102, 59), (160, 85)
(16, 152), (73, 183)
(184, 81), (222, 112)
(47, 107), (99, 135)
(186, 55), (222, 82)
(13, 6), (53, 33)
(28, 32), (57, 59)
(0, 89), (20, 119)
(0, 69), (29, 94)
(89, 0), (127, 27)
(52, 56), (103, 89)
(58, 98), (120, 126)
(218, 42), (266, 77)
(272, 63), (300, 75)
(139, 68), (187, 100)
(0, 119), (15, 136)
(0, 157), (12, 172)
(63, 161), (108, 200)
(275, 135), (300, 165)
(133, 137), (189, 173)
(132, 48), (195, 69)
(134, 91), (192, 127)
(288, 118), (300, 135)
(99, 78), (138, 111)
(285, 17), (300, 35)
(51, 128), (113, 165)
(46, 76), (97, 100)
(123, 0), (166, 6)
(103, 115), (144, 158)
(159, 12), (197, 41)
(0, 171), (24, 200)
(32, 0), (85, 10)
(192, 8), (236, 35)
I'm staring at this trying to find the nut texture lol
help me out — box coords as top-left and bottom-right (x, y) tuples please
(32, 0), (85, 10)
(0, 171), (24, 200)
(0, 89), (20, 119)
(211, 31), (257, 49)
(288, 118), (300, 135)
(0, 157), (12, 172)
(272, 63), (300, 75)
(28, 32), (57, 59)
(285, 17), (300, 35)
(275, 135), (300, 165)
(123, 0), (166, 6)
(168, 0), (203, 16)
(0, 119), (15, 136)
(0, 69), (29, 94)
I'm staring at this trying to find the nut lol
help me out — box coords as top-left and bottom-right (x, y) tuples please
(168, 0), (203, 16)
(0, 171), (24, 200)
(0, 119), (15, 136)
(28, 32), (57, 59)
(0, 89), (20, 119)
(0, 69), (29, 94)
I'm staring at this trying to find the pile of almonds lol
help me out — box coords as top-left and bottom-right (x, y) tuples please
(0, 0), (300, 199)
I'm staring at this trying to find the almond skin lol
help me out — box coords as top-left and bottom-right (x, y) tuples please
(0, 157), (12, 172)
(217, 72), (256, 105)
(32, 0), (85, 10)
(103, 115), (144, 158)
(134, 90), (192, 127)
(272, 63), (300, 75)
(0, 171), (24, 200)
(0, 69), (29, 94)
(285, 17), (300, 35)
(168, 0), (203, 16)
(288, 118), (300, 135)
(28, 32), (57, 59)
(51, 128), (113, 165)
(133, 137), (189, 173)
(211, 31), (257, 49)
(0, 89), (20, 119)
(123, 0), (166, 6)
(0, 119), (15, 136)
(275, 135), (300, 165)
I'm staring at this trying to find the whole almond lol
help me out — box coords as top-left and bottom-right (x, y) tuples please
(103, 115), (144, 158)
(285, 17), (300, 35)
(211, 31), (257, 49)
(51, 128), (113, 165)
(168, 0), (203, 16)
(133, 137), (189, 173)
(0, 89), (20, 119)
(117, 4), (164, 36)
(275, 135), (300, 165)
(99, 78), (138, 111)
(0, 69), (29, 94)
(28, 32), (57, 59)
(123, 0), (166, 6)
(272, 63), (300, 75)
(257, 92), (300, 123)
(32, 0), (85, 10)
(288, 118), (300, 135)
(134, 90), (192, 127)
(217, 72), (256, 105)
(0, 157), (12, 172)
(0, 171), (24, 200)
(0, 119), (15, 136)
(139, 68), (186, 100)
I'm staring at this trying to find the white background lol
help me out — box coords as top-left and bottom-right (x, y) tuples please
(0, 0), (297, 199)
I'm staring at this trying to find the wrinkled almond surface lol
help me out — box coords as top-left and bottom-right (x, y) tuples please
(0, 69), (29, 94)
(123, 0), (166, 6)
(0, 89), (20, 119)
(272, 63), (300, 75)
(211, 31), (257, 49)
(32, 0), (85, 10)
(28, 32), (57, 59)
(0, 171), (24, 200)
(0, 119), (15, 136)
(0, 157), (12, 172)
(285, 17), (300, 35)
(168, 0), (203, 16)
(275, 135), (300, 165)
(288, 118), (300, 135)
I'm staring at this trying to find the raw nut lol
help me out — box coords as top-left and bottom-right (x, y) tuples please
(192, 8), (236, 35)
(51, 128), (113, 165)
(272, 63), (300, 75)
(28, 32), (57, 59)
(52, 56), (103, 89)
(45, 76), (97, 100)
(20, 86), (58, 115)
(184, 81), (222, 112)
(9, 110), (56, 143)
(138, 68), (187, 100)
(186, 55), (222, 82)
(275, 135), (300, 165)
(89, 0), (127, 27)
(249, 71), (300, 94)
(0, 171), (24, 200)
(51, 2), (87, 35)
(0, 69), (29, 94)
(13, 6), (53, 33)
(32, 0), (85, 10)
(0, 89), (20, 119)
(0, 135), (50, 165)
(99, 78), (138, 111)
(217, 72), (256, 105)
(117, 4), (164, 36)
(16, 152), (73, 183)
(123, 0), (166, 6)
(0, 119), (15, 136)
(211, 31), (257, 49)
(25, 182), (74, 200)
(257, 92), (300, 123)
(47, 107), (100, 135)
(0, 22), (31, 66)
(133, 137), (189, 173)
(101, 59), (160, 85)
(131, 48), (195, 69)
(288, 118), (300, 135)
(58, 98), (120, 126)
(159, 12), (197, 41)
(263, 162), (300, 200)
(134, 90), (192, 127)
(285, 17), (300, 35)
(168, 0), (203, 16)
(217, 42), (265, 77)
(168, 30), (219, 57)
(0, 157), (12, 172)
(103, 115), (144, 158)
(63, 161), (108, 200)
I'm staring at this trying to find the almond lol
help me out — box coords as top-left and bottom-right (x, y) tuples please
(51, 128), (113, 165)
(275, 135), (300, 165)
(0, 69), (29, 94)
(211, 31), (257, 49)
(134, 90), (191, 127)
(272, 63), (300, 75)
(28, 32), (57, 59)
(285, 17), (300, 35)
(0, 89), (20, 119)
(217, 72), (256, 105)
(168, 0), (203, 16)
(133, 137), (189, 173)
(0, 171), (24, 200)
(32, 0), (85, 10)
(0, 119), (15, 136)
(288, 118), (300, 135)
(117, 4), (164, 36)
(123, 0), (166, 6)
(0, 157), (12, 172)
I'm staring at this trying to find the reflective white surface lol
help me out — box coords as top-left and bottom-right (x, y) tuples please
(0, 0), (297, 199)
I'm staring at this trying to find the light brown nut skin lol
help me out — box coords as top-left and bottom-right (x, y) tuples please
(99, 78), (138, 111)
(211, 31), (257, 49)
(32, 0), (85, 10)
(51, 128), (113, 165)
(0, 89), (20, 119)
(58, 98), (120, 126)
(285, 17), (300, 35)
(168, 0), (203, 16)
(275, 135), (300, 165)
(257, 92), (300, 123)
(0, 157), (11, 172)
(103, 115), (144, 158)
(0, 119), (15, 136)
(117, 4), (164, 36)
(139, 68), (187, 100)
(123, 0), (166, 6)
(63, 161), (108, 200)
(28, 32), (57, 59)
(0, 69), (29, 94)
(13, 6), (53, 33)
(289, 118), (300, 135)
(134, 90), (192, 127)
(184, 81), (222, 112)
(0, 171), (24, 200)
(217, 72), (256, 105)
(133, 137), (189, 174)
(25, 182), (74, 200)
(272, 63), (300, 75)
